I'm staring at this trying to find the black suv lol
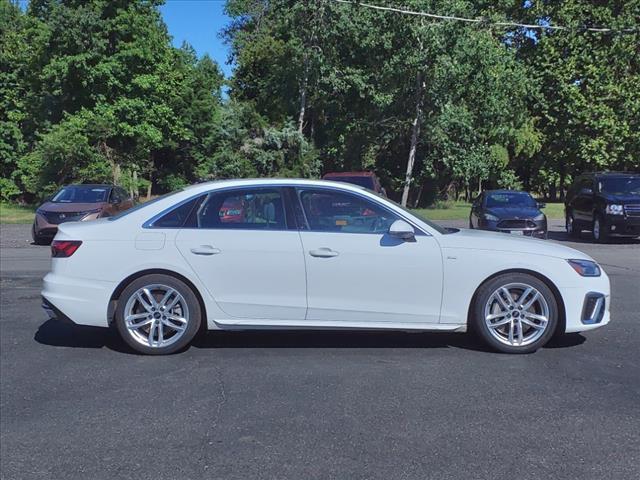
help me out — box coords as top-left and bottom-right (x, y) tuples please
(565, 172), (640, 242)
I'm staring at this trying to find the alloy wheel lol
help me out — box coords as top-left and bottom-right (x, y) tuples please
(123, 284), (190, 348)
(483, 283), (550, 347)
(593, 218), (601, 241)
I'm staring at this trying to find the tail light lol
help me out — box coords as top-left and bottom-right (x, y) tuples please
(51, 240), (82, 258)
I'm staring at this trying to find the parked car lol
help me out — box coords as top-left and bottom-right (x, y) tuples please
(469, 190), (547, 238)
(565, 172), (640, 242)
(322, 171), (386, 196)
(42, 179), (609, 355)
(33, 184), (134, 245)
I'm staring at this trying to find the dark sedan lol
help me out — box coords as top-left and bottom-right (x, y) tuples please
(469, 190), (547, 238)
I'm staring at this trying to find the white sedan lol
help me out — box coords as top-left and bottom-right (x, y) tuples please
(42, 179), (610, 354)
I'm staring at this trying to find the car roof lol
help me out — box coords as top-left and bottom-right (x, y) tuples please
(585, 172), (639, 178)
(64, 184), (113, 188)
(484, 190), (531, 194)
(322, 171), (376, 178)
(183, 178), (371, 195)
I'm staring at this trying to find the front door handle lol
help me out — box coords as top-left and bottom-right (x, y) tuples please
(309, 247), (339, 258)
(190, 245), (221, 256)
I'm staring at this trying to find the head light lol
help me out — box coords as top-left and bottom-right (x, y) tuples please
(605, 204), (623, 215)
(567, 259), (601, 277)
(534, 213), (546, 221)
(484, 213), (499, 221)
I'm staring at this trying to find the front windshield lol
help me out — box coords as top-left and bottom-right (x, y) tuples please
(51, 186), (109, 203)
(486, 192), (536, 208)
(598, 177), (640, 195)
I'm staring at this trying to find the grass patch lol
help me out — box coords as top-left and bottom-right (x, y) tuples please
(412, 201), (564, 221)
(0, 203), (36, 224)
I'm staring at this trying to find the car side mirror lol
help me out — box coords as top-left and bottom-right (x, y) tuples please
(389, 219), (415, 241)
(538, 202), (546, 209)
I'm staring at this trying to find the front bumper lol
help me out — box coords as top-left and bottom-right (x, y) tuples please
(478, 218), (547, 238)
(561, 271), (611, 333)
(604, 214), (640, 237)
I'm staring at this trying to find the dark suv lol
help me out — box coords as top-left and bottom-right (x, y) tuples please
(565, 172), (640, 242)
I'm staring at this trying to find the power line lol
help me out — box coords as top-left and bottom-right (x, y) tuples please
(331, 0), (638, 34)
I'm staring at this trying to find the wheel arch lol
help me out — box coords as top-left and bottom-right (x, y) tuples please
(108, 269), (208, 329)
(467, 268), (566, 337)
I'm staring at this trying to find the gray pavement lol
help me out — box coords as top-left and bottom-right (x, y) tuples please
(1, 221), (639, 480)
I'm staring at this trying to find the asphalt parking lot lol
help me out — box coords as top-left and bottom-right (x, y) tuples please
(1, 220), (639, 480)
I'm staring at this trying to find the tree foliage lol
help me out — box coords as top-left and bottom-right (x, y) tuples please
(1, 0), (638, 204)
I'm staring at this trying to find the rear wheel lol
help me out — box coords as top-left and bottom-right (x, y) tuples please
(115, 274), (202, 355)
(472, 273), (558, 354)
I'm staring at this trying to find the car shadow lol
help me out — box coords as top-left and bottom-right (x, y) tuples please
(547, 230), (640, 245)
(34, 319), (586, 354)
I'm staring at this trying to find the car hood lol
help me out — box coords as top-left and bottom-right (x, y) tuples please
(437, 228), (593, 261)
(39, 201), (106, 212)
(600, 193), (640, 204)
(486, 207), (543, 219)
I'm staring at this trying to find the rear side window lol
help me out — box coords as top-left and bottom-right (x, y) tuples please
(152, 195), (204, 228)
(194, 188), (286, 230)
(298, 188), (398, 234)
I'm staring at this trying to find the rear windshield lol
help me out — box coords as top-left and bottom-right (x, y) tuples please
(51, 186), (109, 203)
(108, 190), (184, 221)
(324, 176), (375, 190)
(598, 177), (640, 195)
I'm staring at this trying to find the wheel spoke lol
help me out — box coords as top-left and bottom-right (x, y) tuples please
(162, 318), (186, 331)
(517, 319), (524, 345)
(516, 287), (533, 307)
(508, 319), (515, 344)
(500, 287), (515, 307)
(157, 321), (164, 344)
(488, 317), (511, 328)
(523, 312), (548, 324)
(486, 311), (508, 321)
(136, 291), (154, 312)
(520, 316), (546, 330)
(522, 292), (540, 311)
(158, 288), (176, 308)
(148, 320), (157, 347)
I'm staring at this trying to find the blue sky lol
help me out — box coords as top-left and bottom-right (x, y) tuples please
(160, 1), (233, 77)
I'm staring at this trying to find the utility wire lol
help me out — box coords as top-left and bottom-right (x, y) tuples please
(331, 0), (638, 34)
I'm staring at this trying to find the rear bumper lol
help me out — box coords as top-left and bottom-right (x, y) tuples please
(42, 273), (115, 327)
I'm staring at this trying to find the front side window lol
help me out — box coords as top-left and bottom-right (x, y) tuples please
(298, 188), (398, 234)
(195, 188), (286, 230)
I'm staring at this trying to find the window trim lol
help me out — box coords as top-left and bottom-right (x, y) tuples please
(143, 186), (291, 231)
(293, 186), (428, 236)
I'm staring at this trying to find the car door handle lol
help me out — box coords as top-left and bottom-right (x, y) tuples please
(309, 248), (339, 258)
(190, 245), (221, 256)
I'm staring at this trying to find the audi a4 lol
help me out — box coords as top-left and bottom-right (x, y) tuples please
(42, 179), (610, 355)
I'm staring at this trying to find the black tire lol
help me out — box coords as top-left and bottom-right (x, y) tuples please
(32, 224), (51, 245)
(115, 274), (202, 355)
(469, 217), (474, 229)
(471, 273), (558, 354)
(592, 214), (609, 243)
(566, 212), (580, 238)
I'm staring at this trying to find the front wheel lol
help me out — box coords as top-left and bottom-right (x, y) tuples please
(115, 274), (202, 355)
(592, 215), (609, 243)
(472, 273), (558, 354)
(566, 213), (579, 238)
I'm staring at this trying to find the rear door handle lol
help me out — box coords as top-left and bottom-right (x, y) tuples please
(309, 248), (339, 258)
(190, 245), (221, 256)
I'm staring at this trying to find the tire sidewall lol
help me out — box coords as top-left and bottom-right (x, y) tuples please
(115, 274), (202, 355)
(472, 273), (558, 354)
(592, 214), (608, 243)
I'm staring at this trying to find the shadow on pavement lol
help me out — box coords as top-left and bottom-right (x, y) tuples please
(34, 319), (586, 354)
(548, 229), (640, 245)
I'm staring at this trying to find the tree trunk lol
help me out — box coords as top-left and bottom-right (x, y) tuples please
(297, 63), (308, 134)
(146, 174), (152, 200)
(132, 170), (138, 199)
(401, 72), (424, 207)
